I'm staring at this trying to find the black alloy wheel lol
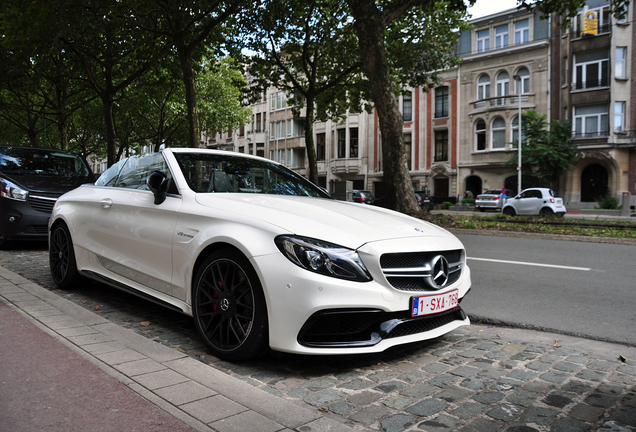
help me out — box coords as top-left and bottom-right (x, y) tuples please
(49, 223), (82, 288)
(192, 249), (268, 361)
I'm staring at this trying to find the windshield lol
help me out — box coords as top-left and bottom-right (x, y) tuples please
(174, 153), (330, 198)
(0, 147), (91, 178)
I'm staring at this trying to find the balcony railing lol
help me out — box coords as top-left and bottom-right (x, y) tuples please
(472, 95), (529, 110)
(570, 23), (611, 38)
(572, 130), (609, 138)
(572, 77), (609, 90)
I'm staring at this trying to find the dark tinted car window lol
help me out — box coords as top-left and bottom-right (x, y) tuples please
(0, 147), (91, 179)
(174, 153), (329, 198)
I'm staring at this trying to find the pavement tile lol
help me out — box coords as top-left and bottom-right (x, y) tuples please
(114, 358), (167, 377)
(67, 332), (116, 346)
(210, 410), (284, 432)
(95, 348), (148, 365)
(134, 369), (190, 390)
(180, 395), (247, 424)
(154, 380), (216, 406)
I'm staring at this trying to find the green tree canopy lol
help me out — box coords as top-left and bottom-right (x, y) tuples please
(505, 111), (576, 191)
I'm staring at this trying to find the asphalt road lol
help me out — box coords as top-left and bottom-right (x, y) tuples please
(456, 233), (636, 346)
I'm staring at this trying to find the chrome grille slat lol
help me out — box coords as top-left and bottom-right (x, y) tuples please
(381, 250), (463, 292)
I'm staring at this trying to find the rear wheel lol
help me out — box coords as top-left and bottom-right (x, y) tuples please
(192, 248), (268, 361)
(478, 207), (485, 212)
(49, 223), (83, 288)
(502, 207), (515, 217)
(539, 207), (554, 217)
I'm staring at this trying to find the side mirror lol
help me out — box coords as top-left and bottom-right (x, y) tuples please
(146, 171), (169, 205)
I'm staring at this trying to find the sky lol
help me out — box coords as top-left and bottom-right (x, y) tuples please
(467, 0), (520, 19)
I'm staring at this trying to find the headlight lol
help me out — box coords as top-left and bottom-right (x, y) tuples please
(275, 235), (372, 282)
(0, 178), (28, 201)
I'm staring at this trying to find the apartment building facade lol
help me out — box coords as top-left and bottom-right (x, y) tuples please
(212, 1), (634, 207)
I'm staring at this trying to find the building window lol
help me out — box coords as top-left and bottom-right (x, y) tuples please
(316, 133), (325, 161)
(574, 105), (609, 137)
(435, 86), (449, 118)
(477, 74), (490, 100)
(496, 71), (509, 105)
(491, 117), (506, 149)
(255, 113), (262, 132)
(495, 25), (509, 49)
(475, 119), (486, 151)
(515, 67), (530, 94)
(349, 128), (359, 157)
(515, 20), (529, 44)
(434, 130), (448, 161)
(477, 29), (489, 53)
(614, 102), (625, 132)
(402, 92), (412, 122)
(337, 129), (346, 158)
(574, 51), (609, 89)
(511, 115), (524, 147)
(404, 133), (412, 170)
(615, 47), (627, 79)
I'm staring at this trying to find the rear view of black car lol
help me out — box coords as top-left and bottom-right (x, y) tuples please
(0, 146), (94, 249)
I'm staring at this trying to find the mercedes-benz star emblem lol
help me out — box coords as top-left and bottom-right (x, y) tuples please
(220, 298), (231, 311)
(430, 255), (449, 289)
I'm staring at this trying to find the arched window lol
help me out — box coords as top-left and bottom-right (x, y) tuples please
(515, 67), (530, 94)
(496, 71), (509, 105)
(511, 115), (520, 147)
(478, 74), (490, 100)
(492, 117), (506, 149)
(475, 119), (486, 151)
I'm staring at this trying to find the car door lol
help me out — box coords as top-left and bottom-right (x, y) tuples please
(90, 153), (180, 297)
(516, 190), (542, 215)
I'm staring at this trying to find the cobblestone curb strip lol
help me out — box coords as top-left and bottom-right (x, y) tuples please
(0, 266), (355, 432)
(2, 262), (636, 432)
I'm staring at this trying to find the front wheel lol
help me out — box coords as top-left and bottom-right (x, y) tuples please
(502, 207), (515, 217)
(49, 223), (83, 288)
(192, 249), (268, 361)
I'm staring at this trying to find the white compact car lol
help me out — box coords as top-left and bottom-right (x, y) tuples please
(49, 148), (471, 360)
(502, 187), (567, 217)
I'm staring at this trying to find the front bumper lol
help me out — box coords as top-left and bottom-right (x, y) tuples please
(251, 237), (472, 355)
(0, 196), (53, 242)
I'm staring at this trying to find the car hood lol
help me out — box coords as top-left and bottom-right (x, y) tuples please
(0, 172), (93, 195)
(195, 194), (454, 250)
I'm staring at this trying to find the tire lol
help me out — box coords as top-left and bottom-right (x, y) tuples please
(0, 234), (11, 250)
(539, 207), (554, 217)
(502, 207), (515, 217)
(478, 207), (485, 212)
(49, 223), (83, 289)
(192, 248), (268, 361)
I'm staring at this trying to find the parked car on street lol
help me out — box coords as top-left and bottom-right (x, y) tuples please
(475, 189), (513, 212)
(49, 148), (471, 361)
(415, 192), (434, 210)
(0, 145), (94, 249)
(502, 187), (566, 217)
(352, 189), (375, 204)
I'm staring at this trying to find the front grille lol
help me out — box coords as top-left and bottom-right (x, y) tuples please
(27, 194), (58, 213)
(380, 250), (464, 292)
(23, 225), (49, 234)
(298, 307), (467, 348)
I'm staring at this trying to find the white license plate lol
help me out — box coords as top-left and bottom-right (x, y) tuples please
(411, 290), (459, 317)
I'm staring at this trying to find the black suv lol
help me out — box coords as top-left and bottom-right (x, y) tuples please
(0, 146), (94, 248)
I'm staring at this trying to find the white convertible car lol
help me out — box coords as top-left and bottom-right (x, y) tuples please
(49, 148), (471, 361)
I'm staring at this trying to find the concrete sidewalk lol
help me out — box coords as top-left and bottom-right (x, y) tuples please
(0, 265), (353, 432)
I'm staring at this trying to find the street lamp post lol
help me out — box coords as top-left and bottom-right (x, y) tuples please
(513, 74), (522, 195)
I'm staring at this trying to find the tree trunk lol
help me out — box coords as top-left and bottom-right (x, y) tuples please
(348, 0), (419, 214)
(176, 39), (200, 148)
(102, 93), (117, 167)
(304, 94), (319, 185)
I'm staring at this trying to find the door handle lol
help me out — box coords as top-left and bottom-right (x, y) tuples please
(100, 198), (113, 208)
